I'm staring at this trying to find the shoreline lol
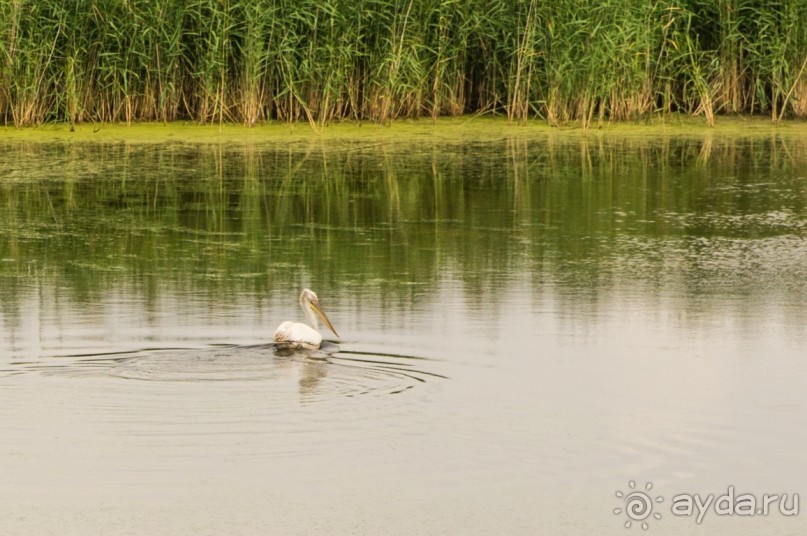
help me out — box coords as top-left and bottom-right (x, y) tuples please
(1, 115), (806, 144)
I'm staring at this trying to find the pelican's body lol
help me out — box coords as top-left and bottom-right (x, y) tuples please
(273, 289), (339, 350)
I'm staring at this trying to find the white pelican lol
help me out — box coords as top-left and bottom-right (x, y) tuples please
(273, 288), (340, 350)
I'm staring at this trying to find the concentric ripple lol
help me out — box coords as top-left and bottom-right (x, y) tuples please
(10, 343), (444, 400)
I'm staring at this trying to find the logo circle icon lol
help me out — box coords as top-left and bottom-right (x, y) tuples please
(624, 490), (653, 521)
(614, 481), (663, 530)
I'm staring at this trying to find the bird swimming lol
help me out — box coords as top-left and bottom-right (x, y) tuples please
(273, 288), (340, 350)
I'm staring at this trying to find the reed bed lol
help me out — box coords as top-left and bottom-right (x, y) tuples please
(1, 0), (806, 128)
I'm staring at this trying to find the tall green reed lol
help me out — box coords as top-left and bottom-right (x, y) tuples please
(1, 0), (807, 127)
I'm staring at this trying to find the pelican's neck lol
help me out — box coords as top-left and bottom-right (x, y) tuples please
(300, 295), (318, 330)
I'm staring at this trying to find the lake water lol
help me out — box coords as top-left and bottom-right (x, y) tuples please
(1, 132), (807, 535)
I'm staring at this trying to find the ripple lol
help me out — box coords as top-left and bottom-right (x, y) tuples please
(683, 209), (807, 237)
(9, 344), (444, 401)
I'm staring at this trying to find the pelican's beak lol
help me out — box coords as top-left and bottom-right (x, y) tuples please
(310, 301), (340, 339)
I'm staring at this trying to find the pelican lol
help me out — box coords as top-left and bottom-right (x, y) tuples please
(273, 288), (340, 350)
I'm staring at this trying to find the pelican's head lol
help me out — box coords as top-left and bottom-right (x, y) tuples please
(300, 288), (340, 338)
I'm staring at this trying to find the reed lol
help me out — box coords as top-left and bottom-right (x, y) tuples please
(1, 0), (806, 127)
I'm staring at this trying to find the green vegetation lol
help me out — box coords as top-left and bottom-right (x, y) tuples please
(1, 0), (807, 128)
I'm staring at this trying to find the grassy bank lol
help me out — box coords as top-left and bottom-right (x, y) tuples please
(4, 116), (807, 144)
(1, 0), (807, 129)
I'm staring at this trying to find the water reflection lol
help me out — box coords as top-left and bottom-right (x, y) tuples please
(2, 135), (807, 310)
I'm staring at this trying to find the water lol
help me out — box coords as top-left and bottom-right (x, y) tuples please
(2, 134), (807, 535)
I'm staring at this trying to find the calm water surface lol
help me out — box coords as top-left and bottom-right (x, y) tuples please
(2, 134), (807, 535)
